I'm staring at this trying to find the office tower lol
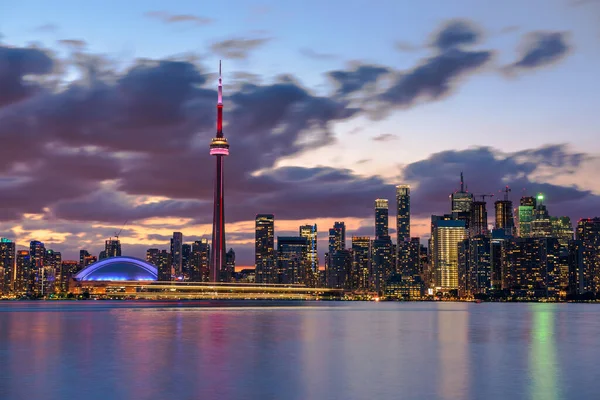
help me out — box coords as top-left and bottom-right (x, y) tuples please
(59, 260), (78, 293)
(490, 229), (510, 290)
(15, 250), (30, 294)
(517, 196), (536, 237)
(44, 250), (61, 294)
(104, 239), (121, 258)
(371, 235), (393, 292)
(299, 224), (318, 273)
(431, 217), (466, 290)
(255, 214), (275, 283)
(470, 200), (488, 237)
(29, 241), (45, 295)
(396, 185), (410, 243)
(576, 218), (600, 293)
(551, 216), (573, 246)
(451, 172), (474, 231)
(375, 199), (389, 239)
(156, 250), (172, 281)
(351, 236), (371, 290)
(277, 236), (308, 284)
(494, 189), (514, 236)
(191, 239), (210, 282)
(568, 240), (584, 295)
(182, 244), (192, 279)
(79, 250), (91, 270)
(209, 62), (230, 282)
(458, 236), (491, 298)
(329, 222), (346, 253)
(170, 232), (183, 279)
(225, 248), (235, 281)
(399, 237), (421, 279)
(501, 237), (560, 298)
(530, 194), (552, 238)
(327, 249), (352, 289)
(0, 238), (15, 294)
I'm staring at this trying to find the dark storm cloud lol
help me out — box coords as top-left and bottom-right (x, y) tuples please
(144, 11), (213, 26)
(379, 48), (492, 107)
(0, 45), (54, 107)
(210, 38), (271, 59)
(402, 144), (597, 223)
(507, 31), (570, 72)
(431, 19), (482, 50)
(328, 64), (391, 96)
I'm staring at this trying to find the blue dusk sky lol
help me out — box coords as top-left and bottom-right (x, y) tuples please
(0, 0), (599, 266)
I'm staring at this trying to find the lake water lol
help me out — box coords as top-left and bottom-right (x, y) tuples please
(0, 301), (598, 400)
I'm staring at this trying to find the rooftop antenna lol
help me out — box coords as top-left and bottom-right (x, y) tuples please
(502, 186), (512, 201)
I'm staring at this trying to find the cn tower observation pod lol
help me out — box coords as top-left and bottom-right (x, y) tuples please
(74, 256), (158, 281)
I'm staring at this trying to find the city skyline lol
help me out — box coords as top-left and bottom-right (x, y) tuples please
(1, 0), (600, 267)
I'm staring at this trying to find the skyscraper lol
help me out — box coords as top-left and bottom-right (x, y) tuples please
(15, 250), (30, 294)
(146, 248), (160, 266)
(170, 232), (183, 279)
(431, 217), (466, 290)
(576, 218), (600, 293)
(375, 199), (389, 239)
(470, 200), (488, 236)
(277, 236), (308, 284)
(351, 236), (371, 290)
(104, 239), (121, 258)
(255, 214), (275, 283)
(494, 190), (514, 236)
(517, 196), (536, 237)
(156, 250), (172, 281)
(451, 172), (474, 231)
(0, 238), (15, 294)
(182, 244), (192, 279)
(191, 239), (210, 282)
(299, 224), (318, 272)
(209, 61), (230, 282)
(328, 222), (346, 253)
(531, 194), (552, 238)
(396, 185), (410, 243)
(29, 241), (45, 295)
(225, 248), (235, 281)
(458, 235), (491, 298)
(79, 249), (91, 270)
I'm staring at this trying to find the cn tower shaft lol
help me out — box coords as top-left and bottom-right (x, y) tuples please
(209, 61), (230, 282)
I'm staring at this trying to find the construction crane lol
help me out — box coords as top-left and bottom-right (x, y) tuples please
(474, 193), (495, 202)
(500, 186), (511, 201)
(114, 220), (128, 241)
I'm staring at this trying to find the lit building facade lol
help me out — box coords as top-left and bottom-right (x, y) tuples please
(299, 224), (318, 273)
(104, 239), (121, 259)
(458, 235), (491, 298)
(15, 250), (29, 293)
(517, 196), (536, 237)
(576, 218), (600, 293)
(431, 217), (466, 290)
(396, 185), (410, 243)
(531, 195), (552, 238)
(0, 238), (15, 294)
(371, 235), (393, 292)
(375, 199), (389, 239)
(255, 214), (275, 283)
(351, 236), (371, 290)
(170, 232), (183, 279)
(495, 199), (514, 236)
(277, 236), (309, 285)
(191, 239), (210, 282)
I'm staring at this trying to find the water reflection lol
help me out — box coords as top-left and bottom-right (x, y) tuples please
(0, 302), (599, 399)
(529, 304), (560, 400)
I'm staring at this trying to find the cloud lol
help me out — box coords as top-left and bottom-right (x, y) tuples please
(57, 39), (87, 48)
(0, 45), (54, 107)
(328, 64), (390, 96)
(299, 48), (338, 60)
(145, 11), (213, 25)
(35, 24), (58, 33)
(506, 31), (570, 73)
(431, 19), (482, 50)
(378, 48), (492, 108)
(372, 133), (398, 142)
(210, 37), (271, 59)
(395, 41), (420, 52)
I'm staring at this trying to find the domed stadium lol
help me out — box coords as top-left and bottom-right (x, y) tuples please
(74, 256), (158, 281)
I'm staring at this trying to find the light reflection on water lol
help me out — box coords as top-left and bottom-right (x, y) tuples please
(0, 301), (599, 400)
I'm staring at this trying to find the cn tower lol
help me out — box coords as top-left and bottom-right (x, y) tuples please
(209, 61), (230, 282)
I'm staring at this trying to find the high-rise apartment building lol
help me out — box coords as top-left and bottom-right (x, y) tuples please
(299, 224), (318, 272)
(15, 250), (30, 293)
(0, 238), (15, 294)
(458, 235), (491, 298)
(104, 239), (121, 258)
(328, 249), (352, 289)
(351, 236), (371, 290)
(531, 194), (552, 238)
(29, 241), (45, 295)
(396, 185), (410, 243)
(576, 218), (600, 293)
(431, 217), (466, 290)
(375, 199), (389, 239)
(372, 235), (393, 292)
(156, 250), (172, 281)
(191, 239), (210, 282)
(59, 260), (78, 293)
(79, 249), (91, 270)
(329, 222), (346, 253)
(170, 232), (183, 279)
(470, 200), (488, 237)
(255, 214), (275, 283)
(494, 199), (514, 236)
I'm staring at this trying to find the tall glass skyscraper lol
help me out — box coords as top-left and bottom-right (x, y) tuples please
(255, 214), (275, 283)
(0, 238), (15, 294)
(328, 222), (346, 253)
(494, 200), (514, 236)
(431, 217), (466, 290)
(517, 196), (536, 237)
(576, 218), (600, 293)
(299, 224), (318, 272)
(396, 185), (410, 244)
(170, 231), (183, 279)
(375, 199), (389, 239)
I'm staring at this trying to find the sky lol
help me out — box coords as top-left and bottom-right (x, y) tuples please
(0, 0), (599, 267)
